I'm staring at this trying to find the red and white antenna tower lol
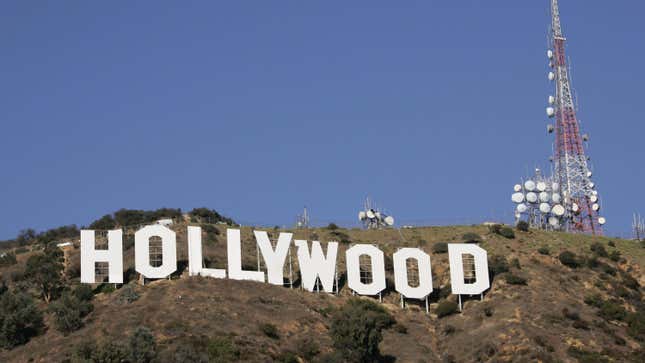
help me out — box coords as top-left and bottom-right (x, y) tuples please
(547, 0), (605, 235)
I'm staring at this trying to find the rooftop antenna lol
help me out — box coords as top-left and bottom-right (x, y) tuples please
(358, 196), (395, 229)
(296, 206), (310, 229)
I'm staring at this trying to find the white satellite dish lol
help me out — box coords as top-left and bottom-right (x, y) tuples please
(547, 49), (554, 59)
(546, 107), (555, 117)
(384, 216), (394, 226)
(524, 180), (536, 191)
(552, 204), (566, 216)
(539, 203), (551, 213)
(366, 210), (375, 219)
(572, 203), (580, 213)
(548, 95), (555, 104)
(592, 203), (600, 211)
(517, 203), (528, 213)
(552, 183), (560, 191)
(358, 211), (366, 221)
(539, 192), (550, 202)
(526, 192), (538, 204)
(590, 195), (598, 203)
(598, 217), (606, 225)
(537, 182), (547, 192)
(547, 124), (555, 133)
(552, 193), (562, 203)
(587, 171), (593, 177)
(514, 184), (522, 192)
(548, 216), (560, 227)
(375, 212), (381, 219)
(548, 72), (555, 81)
(592, 190), (598, 196)
(512, 193), (525, 203)
(589, 182), (595, 189)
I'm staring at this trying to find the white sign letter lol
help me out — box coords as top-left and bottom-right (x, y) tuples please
(393, 248), (433, 299)
(255, 230), (292, 285)
(294, 240), (338, 293)
(135, 225), (177, 279)
(448, 244), (490, 295)
(227, 229), (264, 282)
(187, 226), (226, 278)
(346, 244), (386, 296)
(81, 229), (123, 283)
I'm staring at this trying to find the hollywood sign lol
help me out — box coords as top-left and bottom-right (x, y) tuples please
(80, 225), (490, 299)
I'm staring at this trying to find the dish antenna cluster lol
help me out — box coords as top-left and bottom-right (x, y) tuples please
(358, 197), (394, 229)
(512, 169), (566, 230)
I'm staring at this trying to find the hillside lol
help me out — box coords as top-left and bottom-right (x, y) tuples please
(0, 214), (643, 362)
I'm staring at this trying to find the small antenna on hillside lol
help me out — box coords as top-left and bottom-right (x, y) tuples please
(358, 197), (394, 229)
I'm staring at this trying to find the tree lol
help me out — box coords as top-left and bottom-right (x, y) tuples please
(24, 245), (64, 302)
(558, 251), (580, 268)
(330, 299), (395, 362)
(49, 291), (93, 334)
(0, 291), (44, 348)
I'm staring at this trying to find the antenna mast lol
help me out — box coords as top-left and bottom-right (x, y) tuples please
(547, 0), (605, 235)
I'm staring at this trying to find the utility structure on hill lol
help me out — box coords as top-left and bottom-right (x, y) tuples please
(544, 0), (605, 235)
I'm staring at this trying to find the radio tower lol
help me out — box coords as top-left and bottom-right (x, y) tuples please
(547, 0), (604, 235)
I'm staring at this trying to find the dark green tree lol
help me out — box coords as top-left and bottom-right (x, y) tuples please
(24, 245), (64, 302)
(0, 291), (44, 348)
(128, 326), (157, 363)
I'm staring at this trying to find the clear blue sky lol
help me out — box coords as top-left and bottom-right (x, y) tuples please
(1, 1), (643, 239)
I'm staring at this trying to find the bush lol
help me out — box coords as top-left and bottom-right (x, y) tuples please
(537, 246), (550, 255)
(626, 311), (645, 341)
(432, 242), (448, 254)
(562, 308), (580, 321)
(119, 284), (140, 304)
(393, 323), (407, 334)
(259, 323), (280, 339)
(567, 346), (609, 363)
(622, 274), (640, 290)
(489, 255), (509, 276)
(609, 250), (621, 262)
(558, 251), (580, 268)
(462, 232), (482, 244)
(207, 336), (240, 362)
(326, 223), (339, 230)
(498, 226), (515, 239)
(128, 326), (157, 363)
(295, 337), (320, 360)
(598, 300), (627, 321)
(504, 273), (527, 285)
(516, 221), (529, 232)
(330, 299), (395, 362)
(601, 263), (616, 276)
(607, 241), (616, 247)
(510, 258), (521, 269)
(0, 291), (44, 348)
(572, 319), (589, 330)
(590, 242), (608, 257)
(49, 292), (93, 334)
(0, 252), (17, 267)
(24, 245), (64, 302)
(584, 294), (603, 308)
(73, 284), (94, 302)
(89, 214), (117, 230)
(436, 300), (459, 318)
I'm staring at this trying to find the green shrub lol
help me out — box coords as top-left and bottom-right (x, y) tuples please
(0, 291), (44, 348)
(462, 232), (483, 244)
(89, 214), (117, 230)
(572, 319), (589, 330)
(24, 245), (64, 302)
(329, 299), (394, 362)
(504, 273), (527, 285)
(510, 258), (521, 269)
(436, 300), (459, 318)
(622, 274), (640, 290)
(49, 292), (93, 334)
(516, 221), (529, 232)
(598, 300), (627, 321)
(601, 263), (616, 276)
(393, 323), (407, 334)
(584, 294), (603, 308)
(537, 246), (550, 255)
(590, 242), (608, 257)
(118, 284), (140, 304)
(189, 208), (235, 225)
(498, 226), (515, 239)
(326, 223), (339, 230)
(489, 255), (509, 276)
(73, 284), (94, 302)
(562, 308), (580, 321)
(558, 251), (580, 268)
(128, 326), (157, 363)
(487, 224), (502, 234)
(259, 323), (280, 339)
(295, 337), (320, 360)
(609, 250), (621, 262)
(607, 241), (616, 247)
(207, 336), (240, 362)
(567, 346), (609, 363)
(432, 242), (448, 254)
(626, 311), (645, 341)
(0, 252), (17, 267)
